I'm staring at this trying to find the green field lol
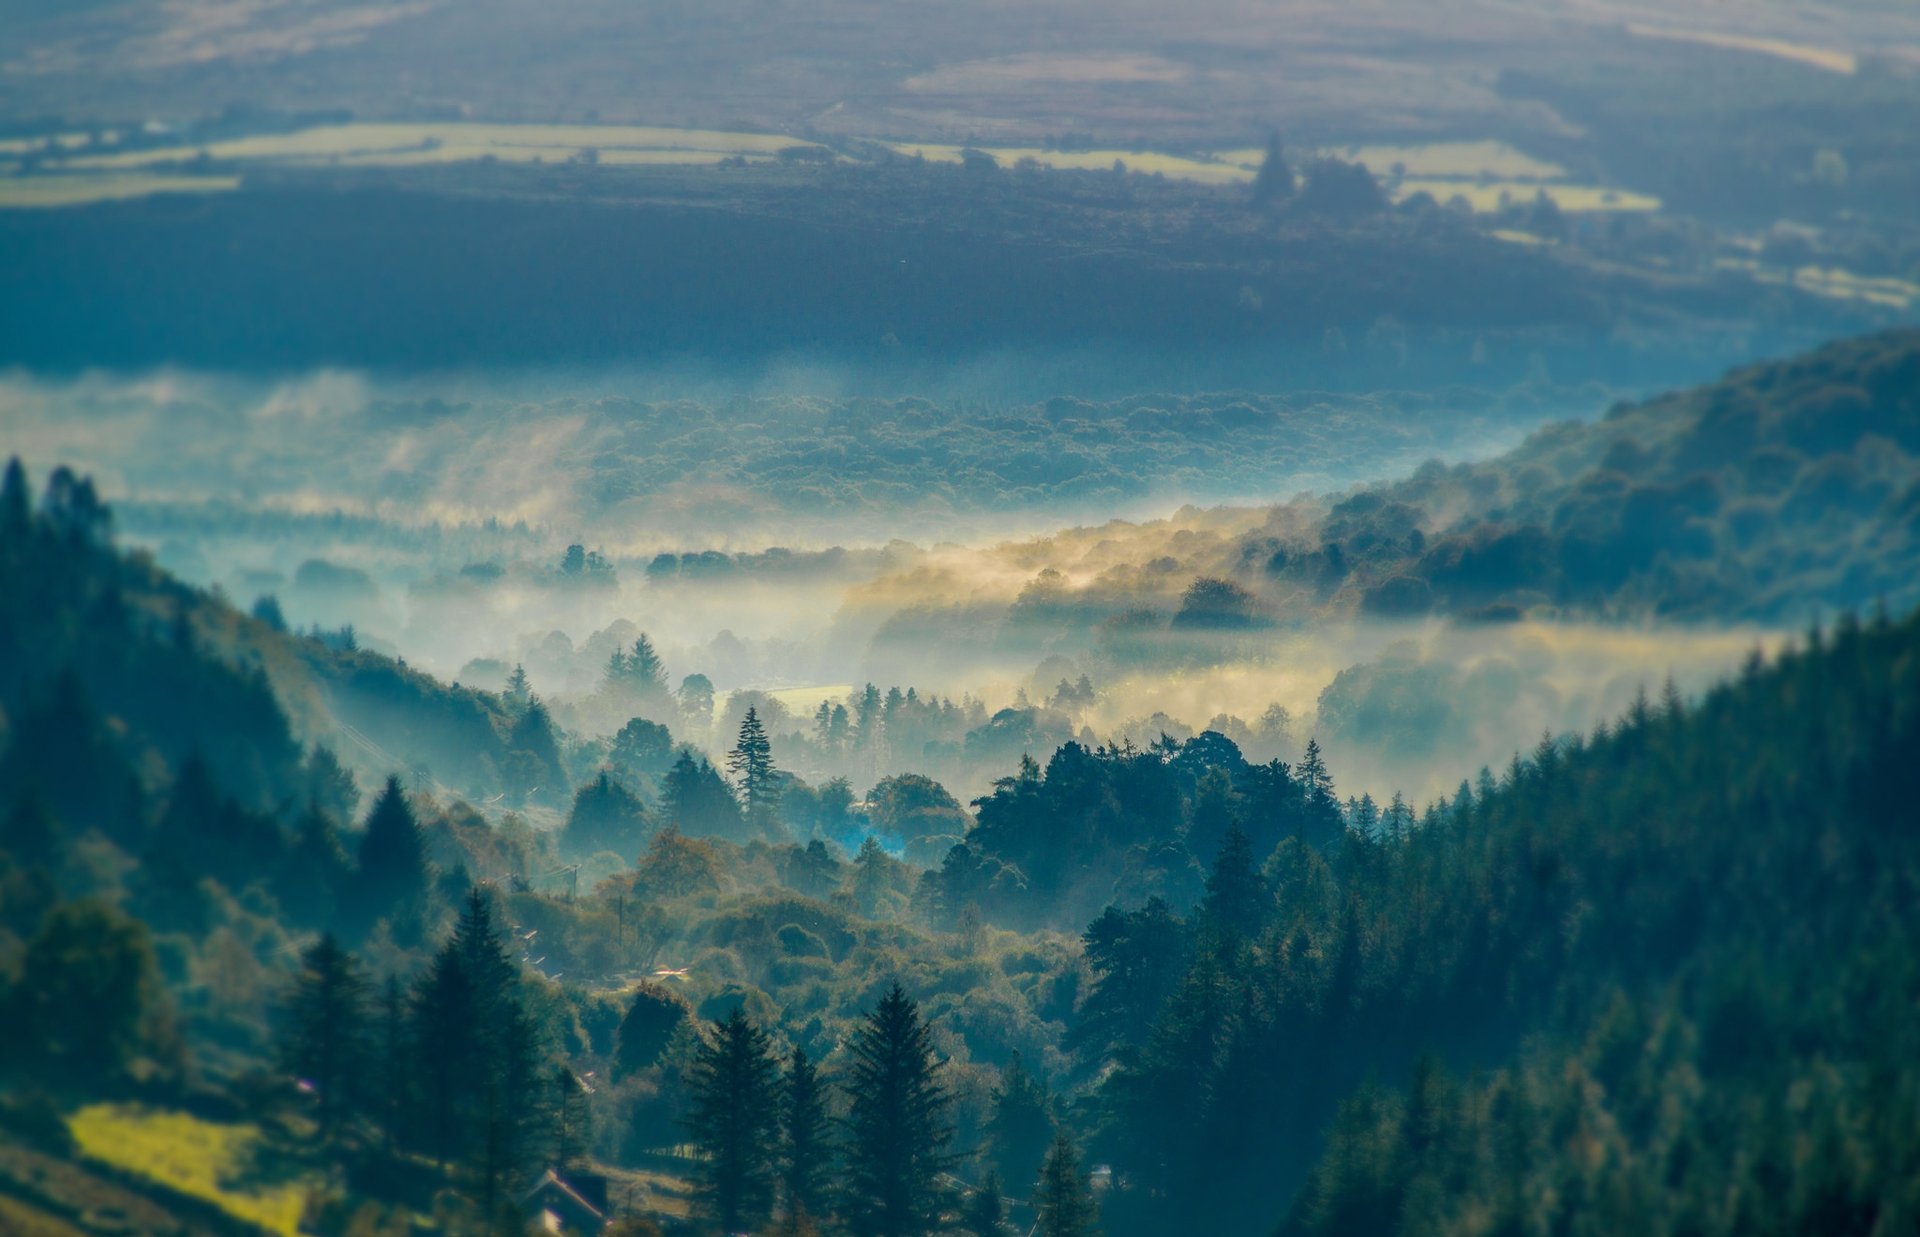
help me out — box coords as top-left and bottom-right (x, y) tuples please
(66, 1104), (309, 1236)
(0, 173), (239, 208)
(1394, 178), (1662, 214)
(0, 119), (1670, 213)
(887, 141), (1254, 184)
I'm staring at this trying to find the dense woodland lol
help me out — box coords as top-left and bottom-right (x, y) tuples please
(3, 327), (1919, 1236)
(857, 328), (1920, 678)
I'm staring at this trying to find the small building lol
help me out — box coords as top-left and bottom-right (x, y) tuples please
(521, 1168), (609, 1234)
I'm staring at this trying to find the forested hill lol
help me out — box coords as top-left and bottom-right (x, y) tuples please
(1077, 606), (1920, 1234)
(888, 328), (1920, 657)
(0, 458), (526, 807)
(1331, 326), (1920, 620)
(3, 447), (1919, 1233)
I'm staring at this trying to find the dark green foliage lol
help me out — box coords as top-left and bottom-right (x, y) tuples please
(1068, 898), (1190, 1064)
(0, 670), (144, 849)
(279, 933), (371, 1138)
(842, 982), (956, 1237)
(1077, 607), (1920, 1234)
(505, 698), (568, 804)
(961, 1171), (1009, 1237)
(409, 889), (546, 1205)
(610, 716), (675, 779)
(352, 776), (430, 938)
(276, 801), (354, 928)
(684, 1007), (781, 1233)
(3, 899), (174, 1086)
(562, 772), (653, 859)
(665, 748), (745, 840)
(301, 744), (360, 824)
(728, 706), (781, 838)
(616, 982), (691, 1076)
(1199, 824), (1270, 944)
(986, 1052), (1054, 1194)
(1034, 1131), (1099, 1237)
(781, 1046), (833, 1224)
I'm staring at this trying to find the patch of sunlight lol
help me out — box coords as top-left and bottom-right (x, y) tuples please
(67, 1104), (308, 1237)
(0, 173), (238, 208)
(1395, 179), (1661, 213)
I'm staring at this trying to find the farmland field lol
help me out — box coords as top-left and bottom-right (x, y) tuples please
(66, 1104), (309, 1237)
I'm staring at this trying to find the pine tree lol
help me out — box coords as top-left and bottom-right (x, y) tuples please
(354, 776), (429, 937)
(503, 664), (532, 713)
(0, 456), (30, 537)
(278, 801), (353, 928)
(1200, 824), (1270, 944)
(961, 1171), (1008, 1237)
(842, 982), (955, 1237)
(987, 1052), (1055, 1193)
(1034, 1132), (1099, 1237)
(377, 975), (405, 1152)
(728, 706), (781, 834)
(410, 888), (544, 1201)
(684, 1007), (781, 1233)
(280, 934), (371, 1139)
(626, 635), (669, 697)
(506, 698), (568, 801)
(1296, 739), (1342, 849)
(782, 1046), (833, 1224)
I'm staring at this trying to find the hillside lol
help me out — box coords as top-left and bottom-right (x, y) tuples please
(2, 446), (1918, 1233)
(846, 328), (1920, 663)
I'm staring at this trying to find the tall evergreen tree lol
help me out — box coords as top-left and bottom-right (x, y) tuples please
(0, 456), (29, 537)
(277, 801), (353, 928)
(1034, 1131), (1099, 1237)
(280, 933), (371, 1139)
(781, 1045), (833, 1224)
(1200, 824), (1270, 944)
(684, 1007), (781, 1233)
(961, 1171), (1008, 1237)
(728, 706), (781, 835)
(503, 664), (531, 714)
(354, 776), (429, 937)
(410, 887), (544, 1206)
(987, 1052), (1055, 1194)
(664, 748), (745, 839)
(843, 982), (955, 1237)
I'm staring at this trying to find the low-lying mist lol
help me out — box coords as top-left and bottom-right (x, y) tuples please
(0, 360), (1788, 812)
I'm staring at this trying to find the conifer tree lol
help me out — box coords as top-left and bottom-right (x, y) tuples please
(961, 1171), (1008, 1237)
(626, 634), (669, 697)
(1034, 1132), (1099, 1237)
(781, 1045), (833, 1224)
(1200, 824), (1270, 945)
(987, 1052), (1055, 1193)
(684, 1007), (781, 1233)
(842, 982), (955, 1237)
(354, 776), (429, 937)
(0, 456), (29, 536)
(280, 933), (371, 1139)
(376, 974), (405, 1152)
(278, 800), (354, 928)
(728, 706), (781, 834)
(503, 664), (532, 714)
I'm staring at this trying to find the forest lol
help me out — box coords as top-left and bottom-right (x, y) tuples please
(5, 1), (1920, 1233)
(3, 328), (1919, 1237)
